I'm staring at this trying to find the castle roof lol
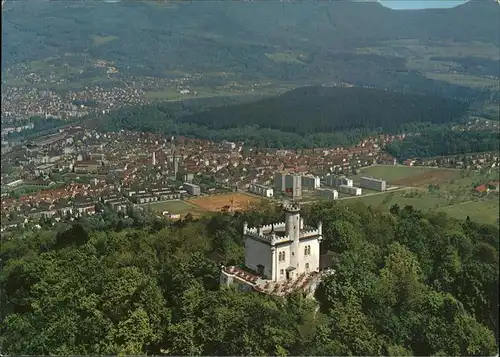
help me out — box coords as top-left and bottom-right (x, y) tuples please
(222, 266), (324, 297)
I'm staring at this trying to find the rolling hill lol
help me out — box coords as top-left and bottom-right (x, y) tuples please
(179, 86), (471, 134)
(2, 0), (498, 98)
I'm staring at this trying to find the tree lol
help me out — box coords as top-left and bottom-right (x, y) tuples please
(1, 200), (498, 355)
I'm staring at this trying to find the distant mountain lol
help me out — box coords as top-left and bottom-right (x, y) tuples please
(2, 0), (498, 96)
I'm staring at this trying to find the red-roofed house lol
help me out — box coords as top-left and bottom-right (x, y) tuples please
(475, 184), (488, 193)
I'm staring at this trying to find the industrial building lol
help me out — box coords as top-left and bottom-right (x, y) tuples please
(317, 188), (338, 201)
(183, 182), (201, 196)
(338, 184), (362, 196)
(360, 176), (387, 191)
(249, 183), (274, 198)
(325, 175), (353, 188)
(301, 174), (321, 190)
(274, 173), (302, 198)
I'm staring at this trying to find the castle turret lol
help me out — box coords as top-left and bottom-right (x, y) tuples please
(284, 202), (301, 275)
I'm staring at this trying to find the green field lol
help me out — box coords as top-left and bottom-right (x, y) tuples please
(92, 35), (119, 46)
(480, 103), (500, 120)
(357, 40), (500, 91)
(341, 189), (439, 210)
(264, 51), (306, 64)
(359, 40), (500, 60)
(343, 190), (499, 226)
(144, 200), (201, 216)
(343, 167), (499, 225)
(353, 165), (461, 186)
(425, 73), (499, 90)
(441, 197), (499, 225)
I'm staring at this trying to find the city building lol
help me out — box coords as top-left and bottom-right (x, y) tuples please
(183, 182), (201, 196)
(338, 184), (362, 196)
(317, 187), (338, 201)
(220, 202), (327, 297)
(301, 174), (321, 190)
(73, 160), (100, 174)
(325, 174), (353, 188)
(360, 176), (387, 191)
(274, 173), (302, 198)
(183, 173), (194, 183)
(249, 183), (274, 198)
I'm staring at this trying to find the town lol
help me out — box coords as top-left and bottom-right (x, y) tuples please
(2, 123), (498, 233)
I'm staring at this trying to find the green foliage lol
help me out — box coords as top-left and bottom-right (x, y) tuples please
(386, 127), (500, 160)
(3, 0), (496, 100)
(1, 201), (498, 355)
(93, 86), (472, 149)
(181, 86), (470, 134)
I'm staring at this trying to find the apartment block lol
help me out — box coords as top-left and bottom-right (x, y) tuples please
(317, 188), (338, 201)
(338, 184), (362, 196)
(274, 173), (302, 198)
(249, 183), (274, 198)
(301, 174), (321, 189)
(325, 175), (353, 188)
(183, 182), (201, 196)
(360, 176), (387, 191)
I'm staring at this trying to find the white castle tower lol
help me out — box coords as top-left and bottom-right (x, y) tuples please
(221, 202), (325, 297)
(152, 151), (156, 166)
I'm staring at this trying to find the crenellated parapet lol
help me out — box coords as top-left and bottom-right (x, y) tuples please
(283, 201), (301, 212)
(246, 222), (285, 235)
(245, 230), (292, 245)
(300, 228), (321, 239)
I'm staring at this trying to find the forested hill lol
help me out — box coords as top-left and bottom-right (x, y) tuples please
(179, 86), (470, 134)
(2, 0), (498, 93)
(1, 201), (498, 355)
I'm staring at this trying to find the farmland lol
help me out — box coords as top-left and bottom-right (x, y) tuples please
(353, 165), (461, 186)
(344, 165), (499, 225)
(187, 192), (262, 212)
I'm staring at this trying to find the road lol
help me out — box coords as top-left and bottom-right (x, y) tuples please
(297, 186), (416, 205)
(338, 186), (413, 201)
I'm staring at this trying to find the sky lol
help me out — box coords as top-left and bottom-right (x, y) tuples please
(378, 0), (469, 10)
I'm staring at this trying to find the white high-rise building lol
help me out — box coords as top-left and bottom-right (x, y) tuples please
(220, 202), (327, 297)
(301, 174), (321, 189)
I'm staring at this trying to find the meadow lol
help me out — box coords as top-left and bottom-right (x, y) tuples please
(440, 197), (499, 225)
(353, 164), (461, 186)
(344, 165), (499, 225)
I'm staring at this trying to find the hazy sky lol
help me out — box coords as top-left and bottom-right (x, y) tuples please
(378, 0), (469, 10)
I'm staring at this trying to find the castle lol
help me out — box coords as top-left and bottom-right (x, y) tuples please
(220, 202), (325, 297)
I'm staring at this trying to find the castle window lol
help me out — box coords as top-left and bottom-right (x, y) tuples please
(305, 263), (310, 271)
(304, 245), (311, 256)
(279, 252), (286, 262)
(280, 269), (284, 275)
